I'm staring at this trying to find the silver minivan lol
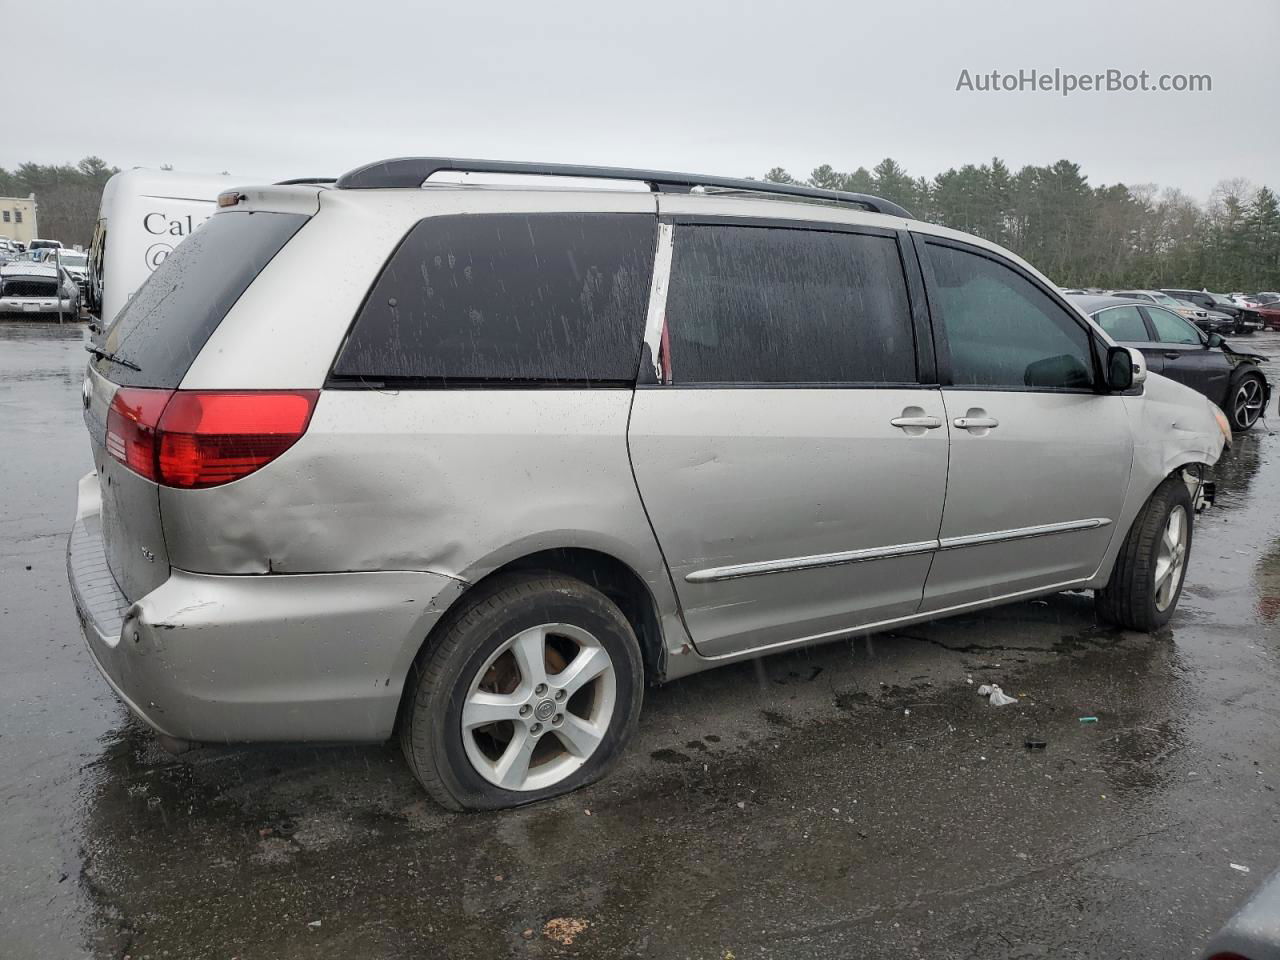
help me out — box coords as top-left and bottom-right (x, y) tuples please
(68, 158), (1230, 810)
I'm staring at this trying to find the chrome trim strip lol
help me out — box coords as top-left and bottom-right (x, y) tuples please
(938, 517), (1111, 551)
(685, 539), (938, 583)
(640, 222), (674, 382)
(683, 518), (1111, 584)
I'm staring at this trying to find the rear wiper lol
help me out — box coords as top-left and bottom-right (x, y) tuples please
(85, 344), (141, 372)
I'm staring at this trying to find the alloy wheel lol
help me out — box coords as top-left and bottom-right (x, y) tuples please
(1233, 378), (1265, 429)
(461, 623), (616, 792)
(1154, 505), (1188, 613)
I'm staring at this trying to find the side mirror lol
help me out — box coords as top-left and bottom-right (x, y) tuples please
(1207, 332), (1224, 348)
(1106, 345), (1143, 390)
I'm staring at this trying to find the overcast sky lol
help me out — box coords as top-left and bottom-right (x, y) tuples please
(5, 0), (1277, 200)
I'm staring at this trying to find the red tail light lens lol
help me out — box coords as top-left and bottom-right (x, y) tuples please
(106, 388), (173, 482)
(105, 389), (318, 489)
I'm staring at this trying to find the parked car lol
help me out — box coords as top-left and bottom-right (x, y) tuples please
(68, 157), (1229, 810)
(1162, 288), (1263, 335)
(1107, 289), (1234, 334)
(1075, 295), (1270, 431)
(54, 250), (89, 296)
(1253, 301), (1280, 331)
(27, 238), (63, 253)
(1184, 304), (1239, 336)
(0, 262), (81, 318)
(1110, 289), (1201, 320)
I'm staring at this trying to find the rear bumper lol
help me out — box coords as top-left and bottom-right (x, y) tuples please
(67, 471), (467, 743)
(0, 296), (75, 315)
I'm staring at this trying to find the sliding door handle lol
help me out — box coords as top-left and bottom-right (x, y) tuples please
(890, 416), (943, 429)
(954, 416), (999, 430)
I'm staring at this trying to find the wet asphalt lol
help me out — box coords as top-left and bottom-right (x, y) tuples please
(2, 321), (1279, 960)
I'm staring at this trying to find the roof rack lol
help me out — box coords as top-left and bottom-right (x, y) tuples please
(333, 157), (912, 218)
(275, 177), (337, 186)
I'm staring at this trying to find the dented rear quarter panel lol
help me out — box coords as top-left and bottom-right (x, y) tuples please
(157, 388), (691, 654)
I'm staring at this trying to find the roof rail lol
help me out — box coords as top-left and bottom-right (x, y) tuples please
(333, 157), (912, 218)
(275, 177), (337, 186)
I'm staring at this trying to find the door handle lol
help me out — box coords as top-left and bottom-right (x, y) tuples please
(954, 416), (999, 430)
(1163, 352), (1181, 360)
(890, 416), (943, 429)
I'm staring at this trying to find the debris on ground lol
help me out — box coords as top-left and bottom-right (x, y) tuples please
(1024, 738), (1048, 750)
(307, 920), (322, 929)
(521, 928), (535, 940)
(1079, 716), (1099, 724)
(977, 683), (1018, 706)
(543, 917), (589, 945)
(1230, 863), (1251, 873)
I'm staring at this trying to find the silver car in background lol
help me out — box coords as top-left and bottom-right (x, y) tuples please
(0, 262), (80, 318)
(68, 158), (1229, 811)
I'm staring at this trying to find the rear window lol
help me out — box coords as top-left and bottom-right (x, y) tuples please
(2, 274), (58, 297)
(98, 211), (308, 388)
(331, 213), (656, 384)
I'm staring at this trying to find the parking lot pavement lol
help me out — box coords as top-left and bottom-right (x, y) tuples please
(3, 322), (1280, 959)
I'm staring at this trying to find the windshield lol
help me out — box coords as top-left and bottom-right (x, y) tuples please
(1152, 292), (1181, 307)
(57, 254), (87, 268)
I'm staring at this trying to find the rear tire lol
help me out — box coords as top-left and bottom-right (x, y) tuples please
(1095, 476), (1194, 632)
(1228, 371), (1266, 432)
(399, 572), (643, 811)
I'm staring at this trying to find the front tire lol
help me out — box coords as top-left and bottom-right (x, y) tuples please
(1095, 476), (1194, 632)
(1229, 372), (1266, 432)
(399, 573), (644, 811)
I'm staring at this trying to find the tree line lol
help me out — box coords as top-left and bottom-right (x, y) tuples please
(3, 155), (1277, 292)
(0, 157), (119, 248)
(763, 158), (1280, 292)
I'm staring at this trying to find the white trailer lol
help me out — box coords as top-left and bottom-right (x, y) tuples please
(88, 169), (263, 324)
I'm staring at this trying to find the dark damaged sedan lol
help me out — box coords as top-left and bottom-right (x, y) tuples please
(1073, 295), (1271, 432)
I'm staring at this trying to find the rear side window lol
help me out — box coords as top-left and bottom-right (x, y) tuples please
(926, 242), (1094, 391)
(100, 211), (308, 388)
(1095, 305), (1149, 342)
(332, 213), (656, 384)
(662, 225), (916, 384)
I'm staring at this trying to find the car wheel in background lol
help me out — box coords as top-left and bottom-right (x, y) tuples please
(399, 573), (644, 811)
(1095, 475), (1194, 632)
(1229, 372), (1266, 432)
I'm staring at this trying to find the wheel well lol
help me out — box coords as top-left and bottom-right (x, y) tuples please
(479, 548), (667, 681)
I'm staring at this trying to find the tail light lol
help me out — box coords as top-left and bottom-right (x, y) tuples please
(105, 388), (172, 482)
(106, 389), (318, 489)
